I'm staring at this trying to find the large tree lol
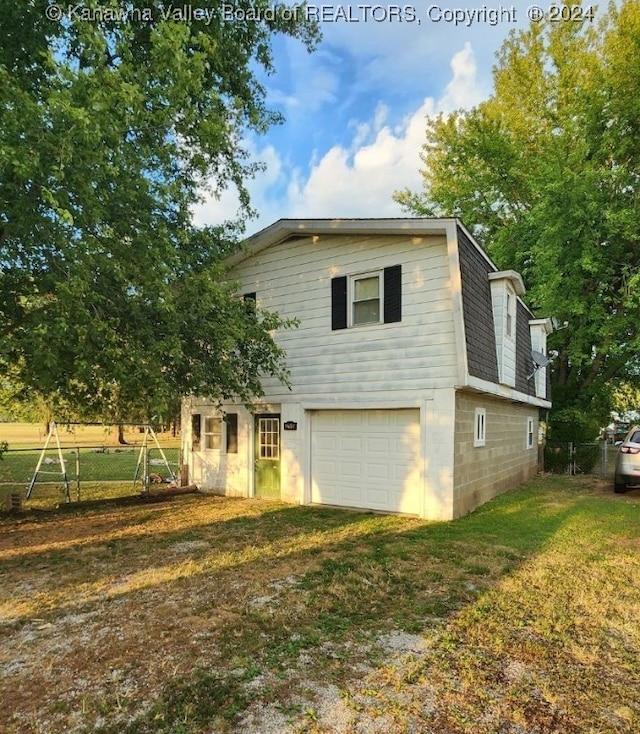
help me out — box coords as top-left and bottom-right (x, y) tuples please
(395, 0), (640, 439)
(0, 1), (318, 423)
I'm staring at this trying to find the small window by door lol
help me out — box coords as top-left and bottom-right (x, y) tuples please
(203, 416), (223, 450)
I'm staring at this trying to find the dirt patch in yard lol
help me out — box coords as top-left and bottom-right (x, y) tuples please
(1, 479), (640, 733)
(1, 495), (428, 733)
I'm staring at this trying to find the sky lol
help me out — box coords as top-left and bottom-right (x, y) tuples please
(192, 2), (534, 237)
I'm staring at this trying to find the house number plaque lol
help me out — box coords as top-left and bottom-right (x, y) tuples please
(283, 421), (297, 430)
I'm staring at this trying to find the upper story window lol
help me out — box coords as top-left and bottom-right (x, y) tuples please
(352, 272), (381, 326)
(331, 265), (402, 330)
(506, 289), (516, 339)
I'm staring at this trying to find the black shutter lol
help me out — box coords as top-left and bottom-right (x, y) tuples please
(191, 414), (201, 451)
(243, 292), (256, 320)
(331, 276), (348, 330)
(225, 413), (238, 454)
(384, 265), (402, 323)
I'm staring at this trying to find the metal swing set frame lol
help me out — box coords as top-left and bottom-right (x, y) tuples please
(25, 422), (177, 502)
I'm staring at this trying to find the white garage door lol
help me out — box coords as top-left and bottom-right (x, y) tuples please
(311, 409), (422, 514)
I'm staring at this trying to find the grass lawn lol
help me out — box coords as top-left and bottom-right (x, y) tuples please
(0, 476), (639, 733)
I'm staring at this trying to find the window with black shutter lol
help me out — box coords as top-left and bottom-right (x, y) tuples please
(331, 266), (402, 329)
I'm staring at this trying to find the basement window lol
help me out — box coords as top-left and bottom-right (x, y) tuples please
(526, 417), (535, 449)
(474, 408), (486, 447)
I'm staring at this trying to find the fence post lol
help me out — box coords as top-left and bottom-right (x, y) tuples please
(75, 447), (81, 501)
(568, 442), (574, 475)
(143, 443), (149, 494)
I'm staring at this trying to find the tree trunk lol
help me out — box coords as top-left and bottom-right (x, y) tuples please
(117, 423), (128, 445)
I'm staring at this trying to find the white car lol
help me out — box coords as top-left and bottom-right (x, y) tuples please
(614, 426), (640, 493)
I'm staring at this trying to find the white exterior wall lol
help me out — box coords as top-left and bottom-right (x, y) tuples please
(281, 402), (304, 504)
(529, 319), (552, 400)
(181, 397), (254, 496)
(230, 233), (458, 403)
(183, 390), (460, 520)
(423, 388), (457, 520)
(489, 280), (517, 387)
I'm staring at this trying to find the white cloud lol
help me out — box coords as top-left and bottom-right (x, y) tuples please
(438, 42), (484, 112)
(193, 43), (484, 235)
(284, 43), (482, 221)
(285, 97), (434, 219)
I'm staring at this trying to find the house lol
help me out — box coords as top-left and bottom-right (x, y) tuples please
(181, 218), (553, 521)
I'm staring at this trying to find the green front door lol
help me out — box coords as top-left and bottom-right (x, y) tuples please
(255, 415), (281, 498)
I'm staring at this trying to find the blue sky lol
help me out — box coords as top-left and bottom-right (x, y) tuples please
(192, 3), (538, 236)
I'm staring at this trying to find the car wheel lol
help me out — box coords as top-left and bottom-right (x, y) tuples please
(614, 479), (627, 494)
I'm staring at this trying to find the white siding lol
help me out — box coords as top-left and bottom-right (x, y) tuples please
(231, 233), (458, 402)
(529, 319), (551, 400)
(182, 398), (252, 496)
(489, 280), (516, 387)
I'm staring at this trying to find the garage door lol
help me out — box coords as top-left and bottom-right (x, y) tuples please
(310, 409), (422, 514)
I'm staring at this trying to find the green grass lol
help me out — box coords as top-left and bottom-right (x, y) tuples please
(1, 476), (639, 733)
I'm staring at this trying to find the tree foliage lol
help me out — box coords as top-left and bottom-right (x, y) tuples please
(0, 1), (318, 422)
(395, 0), (640, 434)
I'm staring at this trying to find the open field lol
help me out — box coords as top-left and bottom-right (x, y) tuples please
(1, 476), (639, 733)
(0, 422), (180, 450)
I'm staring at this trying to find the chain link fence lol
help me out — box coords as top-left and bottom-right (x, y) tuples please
(1, 444), (181, 510)
(544, 441), (617, 478)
